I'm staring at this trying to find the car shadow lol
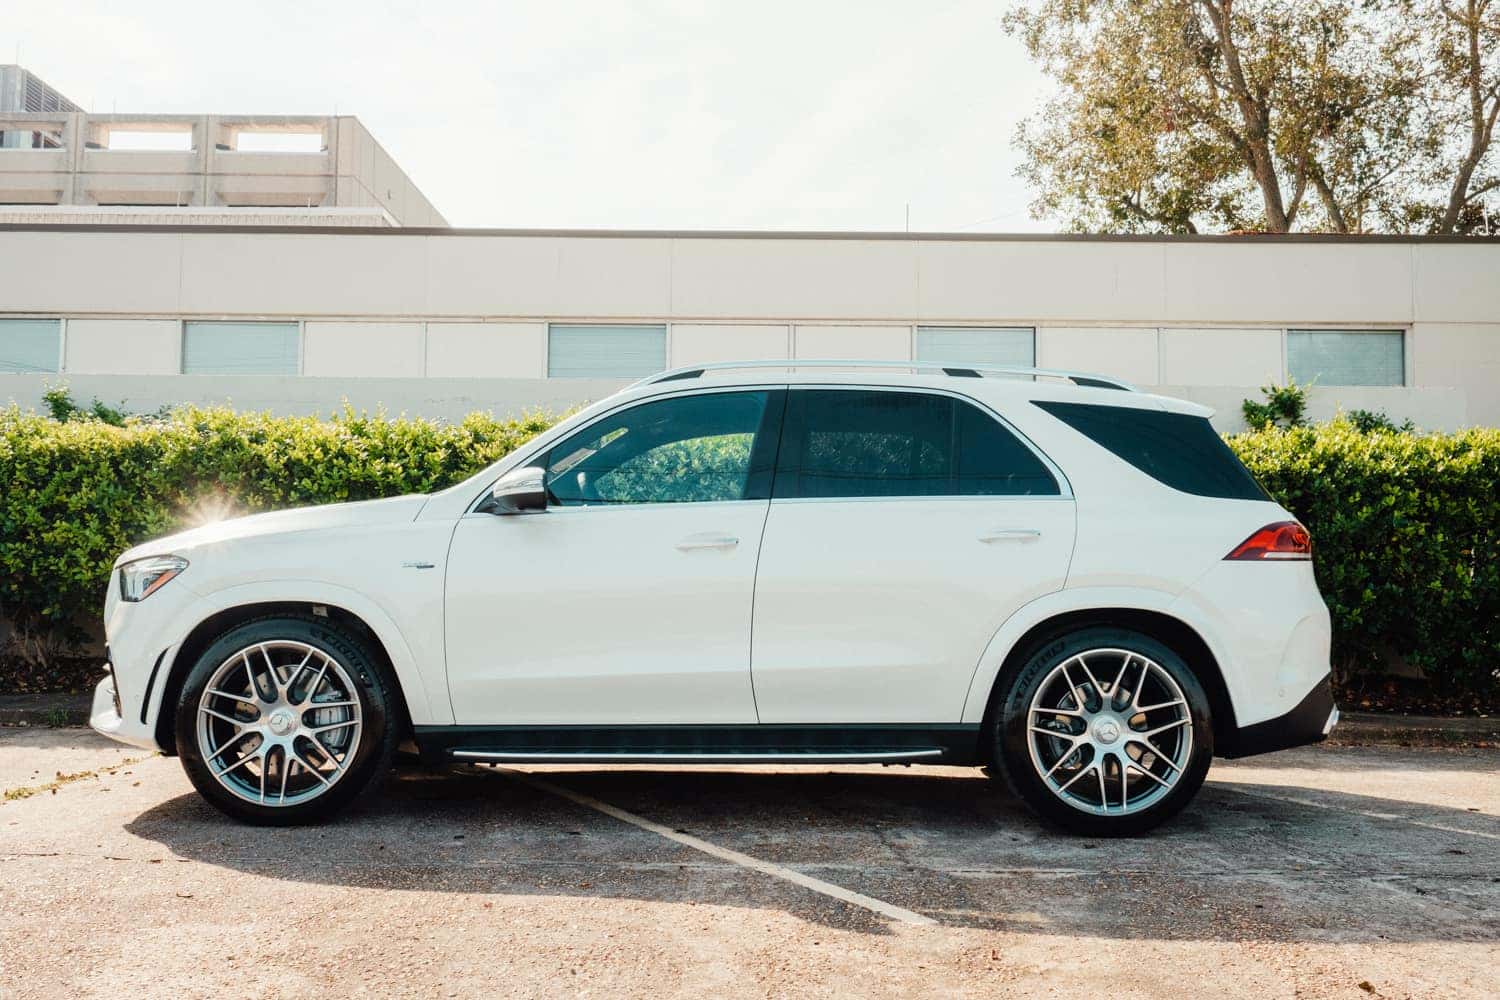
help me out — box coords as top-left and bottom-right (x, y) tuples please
(124, 758), (1500, 940)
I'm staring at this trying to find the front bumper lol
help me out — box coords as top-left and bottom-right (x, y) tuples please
(1220, 672), (1338, 758)
(90, 670), (162, 751)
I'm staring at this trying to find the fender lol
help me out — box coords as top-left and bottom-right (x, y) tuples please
(958, 586), (1234, 724)
(146, 579), (447, 733)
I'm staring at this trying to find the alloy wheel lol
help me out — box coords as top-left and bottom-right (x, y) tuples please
(1025, 647), (1193, 816)
(195, 640), (363, 807)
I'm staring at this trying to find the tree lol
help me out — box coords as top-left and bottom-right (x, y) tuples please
(1007, 0), (1498, 234)
(1410, 1), (1500, 232)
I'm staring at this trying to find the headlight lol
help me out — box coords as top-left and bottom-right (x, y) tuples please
(118, 555), (188, 602)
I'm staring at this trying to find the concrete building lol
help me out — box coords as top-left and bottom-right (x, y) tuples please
(1, 226), (1496, 431)
(0, 67), (445, 228)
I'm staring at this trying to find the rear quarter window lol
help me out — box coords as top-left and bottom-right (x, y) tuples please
(1033, 401), (1269, 501)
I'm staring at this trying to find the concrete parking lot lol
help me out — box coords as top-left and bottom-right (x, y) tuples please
(1, 728), (1496, 999)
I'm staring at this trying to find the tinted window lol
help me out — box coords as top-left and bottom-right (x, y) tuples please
(544, 391), (778, 506)
(1034, 401), (1268, 501)
(774, 390), (1059, 499)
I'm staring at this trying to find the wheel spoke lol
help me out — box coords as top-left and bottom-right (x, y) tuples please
(309, 719), (359, 735)
(1032, 706), (1084, 718)
(1136, 699), (1186, 713)
(1058, 659), (1087, 711)
(212, 745), (262, 779)
(199, 705), (254, 727)
(1095, 762), (1108, 811)
(1077, 657), (1108, 703)
(1129, 761), (1172, 789)
(277, 747), (291, 804)
(1131, 739), (1182, 772)
(243, 654), (261, 702)
(1055, 758), (1096, 794)
(285, 648), (315, 698)
(1139, 717), (1189, 739)
(291, 746), (332, 786)
(1108, 655), (1131, 709)
(307, 736), (346, 772)
(1042, 738), (1087, 778)
(204, 728), (255, 764)
(1128, 659), (1147, 711)
(300, 657), (331, 706)
(307, 699), (356, 709)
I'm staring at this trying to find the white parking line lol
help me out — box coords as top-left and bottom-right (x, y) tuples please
(1221, 785), (1500, 842)
(495, 767), (938, 927)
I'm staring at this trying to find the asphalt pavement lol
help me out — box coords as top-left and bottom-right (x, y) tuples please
(1, 727), (1496, 998)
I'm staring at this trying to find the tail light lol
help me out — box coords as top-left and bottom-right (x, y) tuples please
(1224, 521), (1311, 561)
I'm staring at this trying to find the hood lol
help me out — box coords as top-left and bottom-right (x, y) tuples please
(115, 494), (430, 566)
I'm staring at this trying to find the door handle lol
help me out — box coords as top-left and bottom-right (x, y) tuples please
(979, 528), (1042, 543)
(675, 533), (740, 551)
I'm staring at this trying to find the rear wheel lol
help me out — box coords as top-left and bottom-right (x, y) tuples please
(989, 626), (1213, 836)
(175, 615), (399, 825)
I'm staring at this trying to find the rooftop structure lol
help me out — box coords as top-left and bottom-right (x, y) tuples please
(0, 69), (445, 227)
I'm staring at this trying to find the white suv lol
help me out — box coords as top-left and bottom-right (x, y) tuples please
(91, 361), (1337, 835)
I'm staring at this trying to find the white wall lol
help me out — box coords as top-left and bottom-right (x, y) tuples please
(1, 229), (1497, 429)
(1038, 327), (1158, 386)
(64, 319), (178, 375)
(303, 322), (425, 378)
(426, 322), (546, 378)
(794, 324), (910, 359)
(1160, 328), (1283, 386)
(670, 324), (789, 366)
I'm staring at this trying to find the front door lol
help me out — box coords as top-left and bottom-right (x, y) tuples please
(750, 387), (1077, 723)
(444, 388), (786, 725)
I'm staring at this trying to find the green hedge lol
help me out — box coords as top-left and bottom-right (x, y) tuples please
(1, 406), (1496, 697)
(0, 405), (552, 655)
(1229, 421), (1499, 695)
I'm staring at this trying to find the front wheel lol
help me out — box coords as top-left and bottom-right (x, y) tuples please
(174, 615), (399, 825)
(989, 626), (1214, 836)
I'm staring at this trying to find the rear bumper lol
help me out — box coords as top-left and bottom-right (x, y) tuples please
(1220, 673), (1338, 758)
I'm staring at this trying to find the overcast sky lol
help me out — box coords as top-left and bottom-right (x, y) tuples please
(9, 0), (1052, 232)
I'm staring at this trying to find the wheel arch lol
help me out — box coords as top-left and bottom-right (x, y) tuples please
(965, 601), (1239, 760)
(153, 598), (424, 755)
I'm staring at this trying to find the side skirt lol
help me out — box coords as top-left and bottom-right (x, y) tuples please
(412, 724), (984, 766)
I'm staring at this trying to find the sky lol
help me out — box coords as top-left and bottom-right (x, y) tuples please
(7, 0), (1053, 232)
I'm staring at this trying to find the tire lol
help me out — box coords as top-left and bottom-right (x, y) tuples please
(174, 614), (400, 825)
(988, 626), (1214, 837)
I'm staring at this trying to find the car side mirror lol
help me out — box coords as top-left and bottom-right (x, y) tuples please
(483, 466), (547, 515)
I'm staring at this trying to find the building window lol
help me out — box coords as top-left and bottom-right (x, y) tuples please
(182, 321), (300, 375)
(915, 327), (1035, 369)
(1287, 330), (1404, 386)
(547, 324), (667, 379)
(0, 319), (61, 373)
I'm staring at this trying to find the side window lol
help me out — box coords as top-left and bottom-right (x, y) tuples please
(543, 391), (779, 506)
(774, 390), (1059, 499)
(1033, 400), (1269, 501)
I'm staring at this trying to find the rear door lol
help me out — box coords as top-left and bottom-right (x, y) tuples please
(749, 387), (1076, 723)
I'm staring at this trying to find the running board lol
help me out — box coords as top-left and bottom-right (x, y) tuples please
(412, 724), (983, 766)
(451, 748), (946, 764)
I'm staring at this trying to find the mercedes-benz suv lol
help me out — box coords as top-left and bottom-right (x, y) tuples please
(91, 360), (1337, 835)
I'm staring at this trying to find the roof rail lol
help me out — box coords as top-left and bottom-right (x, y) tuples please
(627, 359), (1138, 392)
